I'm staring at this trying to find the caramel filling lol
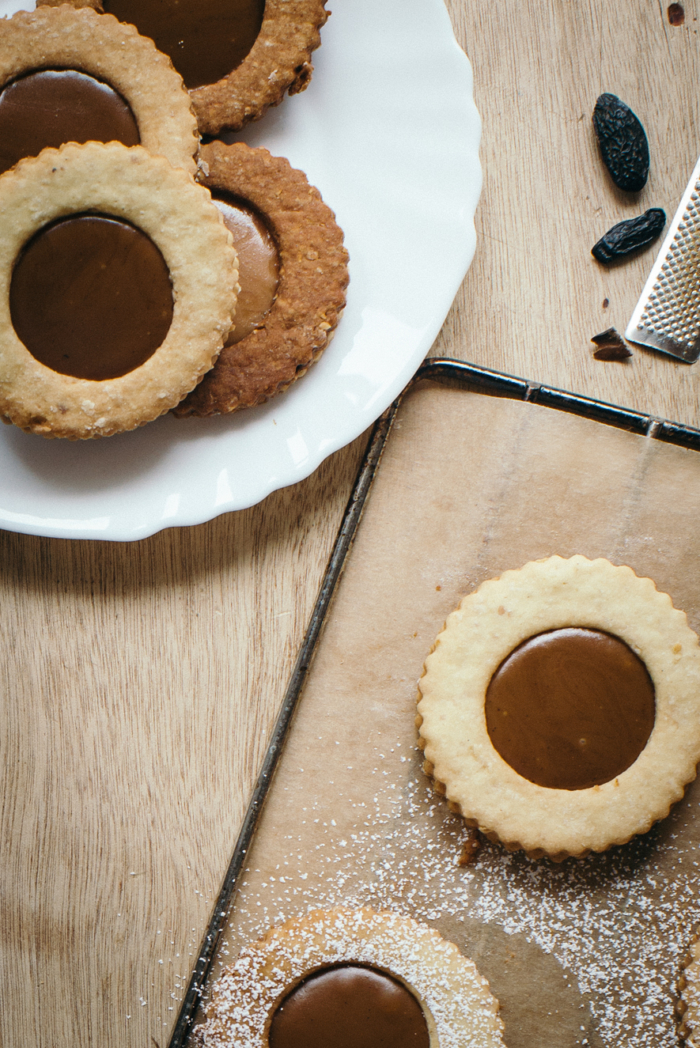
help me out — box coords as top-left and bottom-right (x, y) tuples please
(213, 193), (279, 345)
(103, 0), (265, 89)
(269, 965), (430, 1048)
(10, 214), (173, 381)
(485, 628), (655, 790)
(0, 69), (139, 176)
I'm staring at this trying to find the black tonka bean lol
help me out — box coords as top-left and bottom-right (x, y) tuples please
(593, 93), (650, 191)
(592, 208), (665, 263)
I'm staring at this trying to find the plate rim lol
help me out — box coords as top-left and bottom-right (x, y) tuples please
(0, 0), (482, 541)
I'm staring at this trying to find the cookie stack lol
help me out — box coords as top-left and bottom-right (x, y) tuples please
(0, 2), (348, 438)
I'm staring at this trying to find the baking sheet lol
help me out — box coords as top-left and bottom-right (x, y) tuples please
(196, 379), (700, 1048)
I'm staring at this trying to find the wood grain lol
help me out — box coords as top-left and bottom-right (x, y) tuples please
(443, 0), (700, 428)
(0, 435), (366, 1048)
(5, 2), (700, 1047)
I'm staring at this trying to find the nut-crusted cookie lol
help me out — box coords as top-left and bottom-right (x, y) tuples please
(42, 0), (330, 135)
(188, 0), (329, 134)
(195, 908), (504, 1048)
(174, 141), (348, 418)
(0, 5), (198, 175)
(417, 556), (700, 861)
(0, 142), (238, 439)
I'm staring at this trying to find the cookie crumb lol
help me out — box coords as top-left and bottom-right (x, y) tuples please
(668, 3), (685, 25)
(591, 328), (632, 361)
(458, 829), (482, 866)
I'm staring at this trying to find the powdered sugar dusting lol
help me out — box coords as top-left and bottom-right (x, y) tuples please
(199, 737), (700, 1048)
(198, 908), (503, 1047)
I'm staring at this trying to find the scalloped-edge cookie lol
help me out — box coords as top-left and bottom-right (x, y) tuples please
(417, 556), (700, 861)
(4, 5), (198, 175)
(41, 0), (330, 135)
(195, 908), (504, 1048)
(677, 927), (700, 1044)
(189, 0), (329, 134)
(0, 142), (238, 440)
(174, 141), (348, 418)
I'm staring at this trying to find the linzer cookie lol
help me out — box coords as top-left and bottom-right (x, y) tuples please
(0, 142), (237, 439)
(175, 141), (348, 418)
(195, 908), (505, 1048)
(417, 556), (700, 861)
(42, 0), (330, 135)
(677, 928), (700, 1044)
(0, 5), (198, 176)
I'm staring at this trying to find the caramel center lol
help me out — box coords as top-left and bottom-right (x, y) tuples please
(103, 0), (265, 89)
(485, 628), (655, 790)
(0, 69), (140, 176)
(213, 193), (279, 345)
(269, 965), (430, 1048)
(10, 214), (173, 381)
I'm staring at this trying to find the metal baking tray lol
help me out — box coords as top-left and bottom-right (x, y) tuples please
(170, 358), (700, 1048)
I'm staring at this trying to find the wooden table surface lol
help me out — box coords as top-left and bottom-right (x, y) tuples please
(3, 3), (700, 1046)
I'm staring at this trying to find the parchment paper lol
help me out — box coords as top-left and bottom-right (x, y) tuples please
(201, 382), (700, 1048)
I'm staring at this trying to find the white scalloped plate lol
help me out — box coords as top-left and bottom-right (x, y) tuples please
(0, 0), (481, 540)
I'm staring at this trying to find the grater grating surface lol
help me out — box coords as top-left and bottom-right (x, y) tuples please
(627, 156), (700, 362)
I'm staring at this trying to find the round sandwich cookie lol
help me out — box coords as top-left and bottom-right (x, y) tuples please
(0, 5), (198, 176)
(417, 556), (700, 860)
(0, 142), (238, 439)
(39, 0), (330, 135)
(195, 908), (504, 1048)
(174, 141), (348, 419)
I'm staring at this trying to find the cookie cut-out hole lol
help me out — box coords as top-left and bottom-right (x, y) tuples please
(11, 213), (173, 381)
(0, 68), (139, 175)
(103, 0), (265, 88)
(485, 628), (655, 790)
(269, 965), (430, 1048)
(211, 192), (279, 345)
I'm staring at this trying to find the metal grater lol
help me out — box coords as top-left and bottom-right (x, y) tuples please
(626, 155), (700, 363)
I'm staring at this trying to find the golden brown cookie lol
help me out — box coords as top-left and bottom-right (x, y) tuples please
(0, 5), (198, 175)
(41, 0), (330, 135)
(174, 141), (348, 418)
(189, 0), (329, 134)
(0, 142), (238, 440)
(196, 908), (504, 1048)
(417, 556), (700, 861)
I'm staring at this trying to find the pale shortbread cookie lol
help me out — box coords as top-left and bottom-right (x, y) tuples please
(1, 6), (198, 175)
(0, 142), (238, 439)
(417, 556), (700, 860)
(677, 929), (700, 1044)
(37, 0), (101, 7)
(196, 908), (504, 1048)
